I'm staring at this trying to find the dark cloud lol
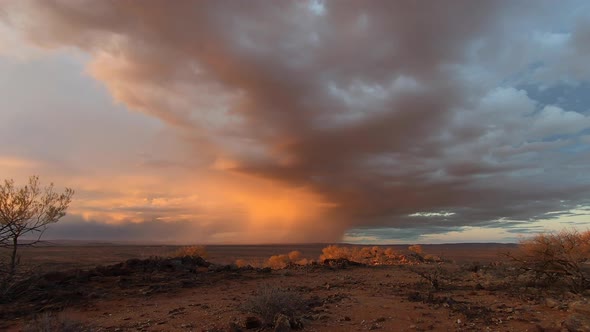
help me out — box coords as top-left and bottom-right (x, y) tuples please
(41, 215), (198, 243)
(2, 0), (590, 242)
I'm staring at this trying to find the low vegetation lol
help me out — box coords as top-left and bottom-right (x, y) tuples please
(505, 229), (590, 293)
(319, 245), (414, 265)
(1, 176), (73, 298)
(172, 245), (208, 259)
(241, 286), (305, 325)
(2, 227), (590, 330)
(266, 250), (309, 269)
(23, 312), (93, 332)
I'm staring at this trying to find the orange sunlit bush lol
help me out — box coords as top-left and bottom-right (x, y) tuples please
(319, 245), (414, 265)
(265, 251), (309, 269)
(508, 229), (590, 292)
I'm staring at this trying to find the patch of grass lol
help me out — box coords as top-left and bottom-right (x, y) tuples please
(241, 286), (305, 325)
(24, 312), (94, 332)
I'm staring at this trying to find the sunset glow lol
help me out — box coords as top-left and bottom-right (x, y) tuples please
(1, 1), (590, 243)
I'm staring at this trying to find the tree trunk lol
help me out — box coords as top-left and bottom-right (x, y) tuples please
(9, 237), (18, 276)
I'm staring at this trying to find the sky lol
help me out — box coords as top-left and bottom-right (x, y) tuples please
(1, 0), (590, 244)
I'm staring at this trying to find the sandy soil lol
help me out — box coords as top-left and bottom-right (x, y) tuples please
(1, 244), (587, 332)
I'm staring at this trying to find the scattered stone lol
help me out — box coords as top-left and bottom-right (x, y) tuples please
(369, 323), (381, 330)
(244, 316), (262, 329)
(545, 298), (558, 308)
(168, 307), (186, 315)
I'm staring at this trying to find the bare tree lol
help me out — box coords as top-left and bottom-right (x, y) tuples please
(0, 176), (74, 276)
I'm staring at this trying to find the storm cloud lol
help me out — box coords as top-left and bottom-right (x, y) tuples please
(1, 0), (590, 243)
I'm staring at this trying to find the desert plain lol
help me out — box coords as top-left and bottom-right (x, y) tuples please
(1, 242), (589, 332)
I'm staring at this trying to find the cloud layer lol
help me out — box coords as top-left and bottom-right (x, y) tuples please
(1, 1), (590, 242)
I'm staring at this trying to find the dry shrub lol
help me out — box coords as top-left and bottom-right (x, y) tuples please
(408, 244), (439, 263)
(423, 254), (443, 263)
(241, 286), (304, 324)
(410, 265), (447, 290)
(288, 250), (302, 262)
(172, 245), (208, 259)
(319, 245), (411, 265)
(235, 259), (249, 268)
(408, 244), (424, 255)
(506, 229), (590, 293)
(24, 312), (94, 332)
(1, 264), (40, 303)
(265, 251), (308, 269)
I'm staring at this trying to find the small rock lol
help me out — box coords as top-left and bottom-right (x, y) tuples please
(545, 298), (558, 308)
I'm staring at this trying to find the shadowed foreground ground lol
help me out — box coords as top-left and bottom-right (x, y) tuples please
(1, 243), (588, 331)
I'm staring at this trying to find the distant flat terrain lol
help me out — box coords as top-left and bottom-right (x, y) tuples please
(7, 242), (518, 272)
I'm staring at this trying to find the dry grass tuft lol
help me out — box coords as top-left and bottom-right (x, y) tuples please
(241, 286), (305, 324)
